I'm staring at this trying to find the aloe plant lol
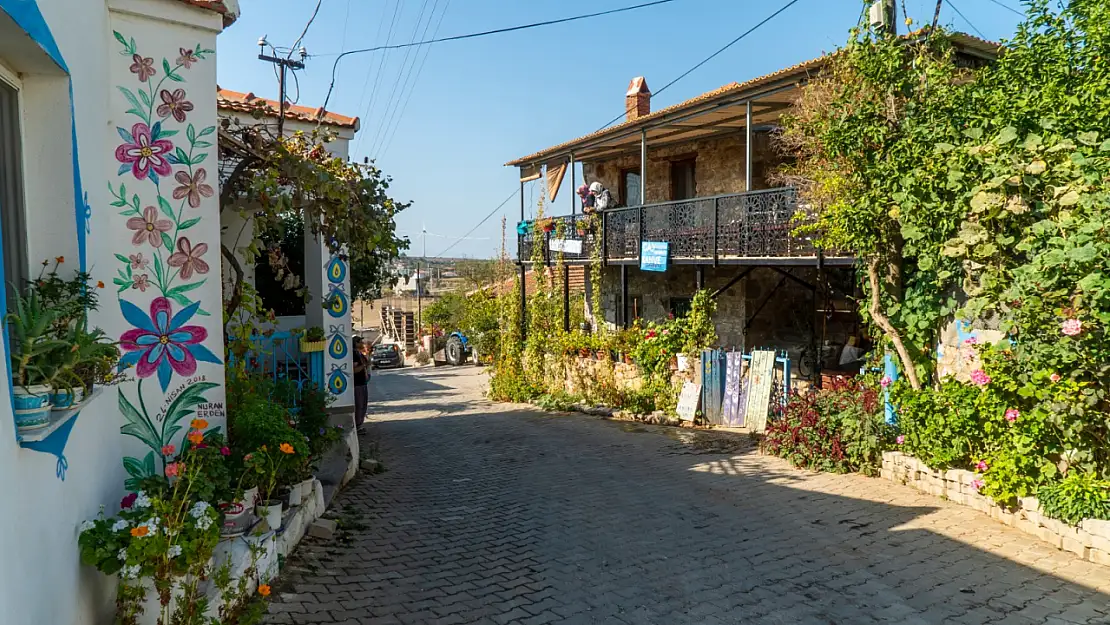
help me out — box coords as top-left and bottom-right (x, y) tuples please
(6, 289), (68, 388)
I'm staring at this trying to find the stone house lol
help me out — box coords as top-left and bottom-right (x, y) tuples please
(506, 35), (998, 380)
(0, 1), (237, 622)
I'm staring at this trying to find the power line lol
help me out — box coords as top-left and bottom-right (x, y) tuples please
(288, 0), (324, 57)
(378, 0), (453, 159)
(594, 0), (803, 132)
(367, 0), (436, 158)
(979, 0), (1023, 17)
(354, 0), (404, 156)
(433, 189), (519, 258)
(319, 0), (685, 114)
(944, 0), (986, 38)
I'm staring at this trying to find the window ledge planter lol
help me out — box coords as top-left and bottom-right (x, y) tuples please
(18, 387), (103, 445)
(300, 339), (326, 353)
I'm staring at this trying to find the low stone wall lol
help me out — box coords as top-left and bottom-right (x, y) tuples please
(882, 452), (1110, 567)
(562, 357), (644, 397)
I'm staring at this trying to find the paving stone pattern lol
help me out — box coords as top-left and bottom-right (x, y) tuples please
(267, 367), (1110, 625)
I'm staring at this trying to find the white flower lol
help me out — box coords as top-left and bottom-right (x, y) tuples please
(133, 492), (152, 510)
(111, 520), (129, 532)
(120, 564), (141, 580)
(78, 520), (96, 533)
(189, 501), (211, 519)
(167, 545), (182, 558)
(117, 548), (128, 562)
(195, 515), (214, 531)
(135, 517), (160, 538)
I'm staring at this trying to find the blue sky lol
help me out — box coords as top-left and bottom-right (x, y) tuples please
(218, 0), (1024, 259)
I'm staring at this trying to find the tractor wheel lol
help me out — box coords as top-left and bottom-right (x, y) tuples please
(445, 335), (464, 366)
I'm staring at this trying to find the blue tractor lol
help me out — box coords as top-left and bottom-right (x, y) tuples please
(444, 331), (473, 366)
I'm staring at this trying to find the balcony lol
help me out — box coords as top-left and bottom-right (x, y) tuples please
(518, 188), (853, 267)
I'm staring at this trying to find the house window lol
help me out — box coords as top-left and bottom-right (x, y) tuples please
(0, 75), (28, 304)
(621, 169), (642, 207)
(671, 158), (696, 200)
(668, 296), (692, 318)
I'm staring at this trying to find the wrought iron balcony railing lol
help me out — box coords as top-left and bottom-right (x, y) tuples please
(519, 188), (837, 265)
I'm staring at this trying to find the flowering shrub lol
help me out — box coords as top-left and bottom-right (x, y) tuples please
(1037, 472), (1110, 526)
(892, 379), (988, 471)
(78, 443), (223, 624)
(763, 378), (892, 475)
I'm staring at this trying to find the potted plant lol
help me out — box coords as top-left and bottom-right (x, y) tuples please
(7, 289), (65, 430)
(50, 323), (119, 410)
(248, 442), (297, 531)
(300, 326), (327, 353)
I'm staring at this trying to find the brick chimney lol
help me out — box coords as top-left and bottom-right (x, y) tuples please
(625, 77), (651, 122)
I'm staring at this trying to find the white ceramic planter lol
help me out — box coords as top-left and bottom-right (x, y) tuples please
(286, 484), (302, 507)
(297, 478), (315, 504)
(256, 501), (283, 532)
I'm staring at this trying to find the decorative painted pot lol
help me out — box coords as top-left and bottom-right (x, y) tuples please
(300, 339), (326, 353)
(219, 500), (254, 537)
(14, 385), (53, 430)
(256, 501), (283, 532)
(241, 486), (259, 508)
(51, 387), (85, 411)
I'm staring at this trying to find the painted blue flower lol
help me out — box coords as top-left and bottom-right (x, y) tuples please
(119, 297), (221, 391)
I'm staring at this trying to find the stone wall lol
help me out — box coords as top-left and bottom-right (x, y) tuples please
(882, 452), (1110, 567)
(598, 265), (860, 374)
(581, 132), (777, 206)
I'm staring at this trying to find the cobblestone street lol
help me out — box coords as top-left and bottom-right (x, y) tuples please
(267, 367), (1110, 625)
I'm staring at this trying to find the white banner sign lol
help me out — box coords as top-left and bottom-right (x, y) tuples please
(550, 238), (583, 254)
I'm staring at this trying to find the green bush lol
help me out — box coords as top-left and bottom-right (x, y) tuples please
(1037, 472), (1110, 526)
(894, 380), (987, 471)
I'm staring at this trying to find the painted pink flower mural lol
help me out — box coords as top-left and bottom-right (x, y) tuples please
(167, 237), (209, 280)
(126, 206), (173, 248)
(157, 89), (194, 123)
(172, 169), (213, 208)
(129, 54), (156, 82)
(119, 297), (220, 391)
(115, 123), (173, 181)
(177, 48), (199, 69)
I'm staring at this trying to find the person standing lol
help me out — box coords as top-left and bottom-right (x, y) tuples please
(353, 336), (370, 428)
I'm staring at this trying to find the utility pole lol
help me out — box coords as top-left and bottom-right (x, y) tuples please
(417, 225), (426, 338)
(257, 37), (306, 137)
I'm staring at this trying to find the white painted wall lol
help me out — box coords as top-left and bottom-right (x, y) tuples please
(0, 1), (230, 623)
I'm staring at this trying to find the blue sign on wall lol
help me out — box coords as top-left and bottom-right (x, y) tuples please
(640, 241), (669, 272)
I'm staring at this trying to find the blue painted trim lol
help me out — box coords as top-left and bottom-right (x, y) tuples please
(884, 353), (900, 425)
(0, 1), (89, 464)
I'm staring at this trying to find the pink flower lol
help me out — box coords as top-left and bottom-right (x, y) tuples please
(880, 376), (892, 388)
(971, 479), (984, 491)
(1050, 373), (1061, 383)
(165, 462), (181, 478)
(177, 48), (199, 69)
(1005, 409), (1019, 423)
(976, 460), (989, 472)
(964, 336), (978, 345)
(115, 123), (173, 181)
(126, 206), (173, 248)
(220, 446), (231, 457)
(129, 253), (149, 270)
(1061, 319), (1082, 336)
(156, 88), (194, 123)
(129, 54), (156, 82)
(161, 444), (175, 456)
(970, 370), (991, 386)
(896, 435), (905, 445)
(172, 169), (214, 209)
(132, 274), (150, 292)
(167, 237), (210, 280)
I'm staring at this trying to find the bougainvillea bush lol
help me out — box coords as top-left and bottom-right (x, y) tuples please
(763, 378), (892, 475)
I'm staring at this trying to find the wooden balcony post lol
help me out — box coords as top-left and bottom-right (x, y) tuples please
(712, 196), (719, 266)
(745, 101), (753, 192)
(621, 264), (629, 330)
(563, 265), (570, 332)
(570, 152), (576, 216)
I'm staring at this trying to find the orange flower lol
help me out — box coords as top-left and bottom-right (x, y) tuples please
(190, 418), (209, 430)
(130, 526), (149, 538)
(279, 443), (294, 455)
(97, 280), (105, 289)
(55, 256), (64, 264)
(258, 584), (271, 597)
(187, 430), (204, 445)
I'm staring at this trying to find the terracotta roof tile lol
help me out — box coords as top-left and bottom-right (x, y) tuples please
(217, 88), (360, 130)
(506, 31), (1001, 167)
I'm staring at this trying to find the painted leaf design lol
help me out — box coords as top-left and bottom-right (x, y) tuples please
(119, 389), (161, 453)
(158, 196), (177, 223)
(161, 382), (219, 445)
(122, 452), (157, 492)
